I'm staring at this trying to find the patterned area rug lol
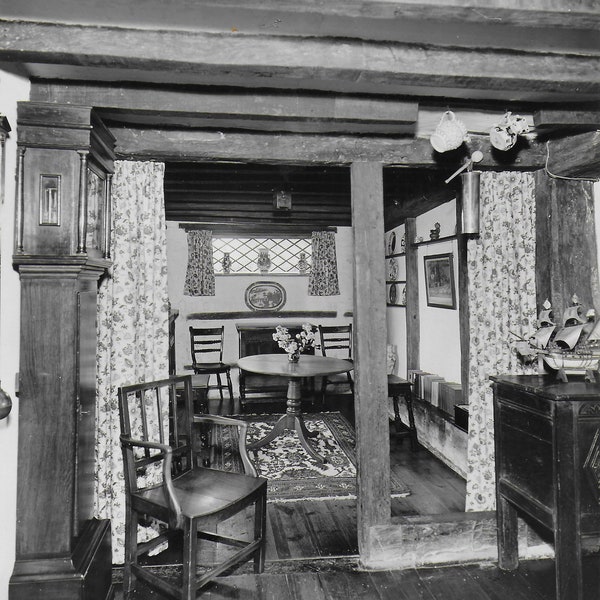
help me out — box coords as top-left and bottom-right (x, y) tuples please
(204, 412), (410, 502)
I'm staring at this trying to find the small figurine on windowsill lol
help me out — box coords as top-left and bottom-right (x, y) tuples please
(297, 252), (310, 274)
(430, 222), (441, 240)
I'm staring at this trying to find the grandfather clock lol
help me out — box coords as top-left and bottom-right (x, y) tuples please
(10, 102), (114, 600)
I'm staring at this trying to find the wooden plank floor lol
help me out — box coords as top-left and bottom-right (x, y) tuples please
(114, 559), (571, 599)
(114, 393), (563, 598)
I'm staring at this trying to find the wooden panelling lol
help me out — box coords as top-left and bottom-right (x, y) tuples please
(534, 170), (598, 316)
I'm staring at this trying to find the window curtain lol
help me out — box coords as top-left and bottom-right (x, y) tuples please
(94, 160), (170, 564)
(183, 229), (215, 296)
(465, 171), (537, 512)
(308, 230), (340, 296)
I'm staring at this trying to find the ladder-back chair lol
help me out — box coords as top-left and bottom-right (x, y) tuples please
(318, 324), (354, 399)
(189, 326), (234, 401)
(118, 375), (267, 599)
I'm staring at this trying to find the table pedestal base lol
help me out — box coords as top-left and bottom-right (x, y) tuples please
(247, 379), (326, 464)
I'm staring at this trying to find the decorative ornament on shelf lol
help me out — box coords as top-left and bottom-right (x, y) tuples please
(429, 222), (441, 240)
(430, 111), (470, 153)
(221, 252), (231, 274)
(489, 111), (530, 151)
(273, 323), (316, 362)
(297, 252), (310, 274)
(513, 295), (600, 383)
(256, 246), (271, 274)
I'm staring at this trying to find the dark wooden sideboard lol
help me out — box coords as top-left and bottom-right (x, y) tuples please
(236, 323), (315, 408)
(492, 375), (600, 600)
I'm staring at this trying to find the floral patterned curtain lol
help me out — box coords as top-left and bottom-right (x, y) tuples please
(95, 160), (170, 564)
(308, 230), (340, 296)
(465, 171), (537, 512)
(183, 229), (215, 296)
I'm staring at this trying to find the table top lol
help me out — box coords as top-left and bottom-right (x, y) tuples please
(237, 353), (353, 378)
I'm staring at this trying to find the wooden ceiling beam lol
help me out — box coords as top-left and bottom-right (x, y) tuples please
(2, 20), (598, 103)
(534, 109), (600, 131)
(545, 131), (600, 180)
(30, 81), (418, 135)
(113, 127), (547, 168)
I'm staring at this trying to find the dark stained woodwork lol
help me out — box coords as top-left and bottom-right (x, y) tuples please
(404, 218), (420, 372)
(545, 131), (600, 179)
(165, 163), (352, 227)
(534, 110), (600, 131)
(187, 311), (338, 321)
(30, 82), (419, 135)
(10, 103), (114, 600)
(1, 19), (599, 103)
(115, 128), (548, 168)
(350, 162), (391, 564)
(9, 261), (113, 600)
(492, 375), (600, 600)
(534, 171), (599, 317)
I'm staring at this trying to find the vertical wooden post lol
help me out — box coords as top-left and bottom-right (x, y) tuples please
(535, 171), (598, 315)
(350, 162), (391, 563)
(405, 218), (419, 372)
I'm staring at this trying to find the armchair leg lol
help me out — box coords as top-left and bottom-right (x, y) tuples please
(124, 507), (138, 596)
(254, 493), (267, 574)
(182, 518), (198, 600)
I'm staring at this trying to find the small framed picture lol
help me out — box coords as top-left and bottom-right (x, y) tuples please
(423, 253), (456, 309)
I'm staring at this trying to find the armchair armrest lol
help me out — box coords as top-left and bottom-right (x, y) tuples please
(193, 415), (257, 477)
(120, 435), (183, 526)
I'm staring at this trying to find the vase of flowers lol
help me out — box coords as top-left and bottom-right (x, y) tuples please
(272, 323), (316, 362)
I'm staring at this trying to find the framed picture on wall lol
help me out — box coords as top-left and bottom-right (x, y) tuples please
(424, 253), (456, 309)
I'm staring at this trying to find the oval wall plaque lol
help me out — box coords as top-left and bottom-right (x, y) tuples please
(244, 281), (287, 311)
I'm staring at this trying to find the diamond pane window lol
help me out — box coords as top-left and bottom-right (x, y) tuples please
(213, 237), (311, 274)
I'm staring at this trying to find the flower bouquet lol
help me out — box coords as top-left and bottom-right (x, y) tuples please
(273, 323), (316, 362)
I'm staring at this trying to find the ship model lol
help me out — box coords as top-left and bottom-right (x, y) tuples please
(514, 295), (600, 383)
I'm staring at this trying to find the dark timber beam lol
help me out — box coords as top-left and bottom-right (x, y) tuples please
(351, 161), (391, 566)
(0, 20), (598, 102)
(546, 131), (600, 179)
(534, 110), (600, 131)
(112, 128), (548, 167)
(31, 82), (419, 135)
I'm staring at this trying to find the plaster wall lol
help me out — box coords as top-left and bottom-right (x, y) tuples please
(0, 69), (30, 600)
(386, 200), (461, 382)
(166, 224), (355, 395)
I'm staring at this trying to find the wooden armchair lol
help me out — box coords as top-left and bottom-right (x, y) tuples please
(118, 375), (267, 599)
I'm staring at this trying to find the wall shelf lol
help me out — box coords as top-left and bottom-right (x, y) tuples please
(386, 303), (406, 308)
(412, 234), (457, 248)
(385, 252), (405, 259)
(386, 279), (406, 285)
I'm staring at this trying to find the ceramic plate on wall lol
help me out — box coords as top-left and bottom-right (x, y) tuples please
(244, 281), (286, 311)
(389, 283), (397, 304)
(388, 257), (399, 281)
(388, 231), (396, 254)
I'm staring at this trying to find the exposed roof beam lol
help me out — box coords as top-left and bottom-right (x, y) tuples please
(30, 82), (419, 135)
(1, 20), (598, 103)
(534, 109), (600, 131)
(546, 131), (600, 180)
(112, 127), (547, 167)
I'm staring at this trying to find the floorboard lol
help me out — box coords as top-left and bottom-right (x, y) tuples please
(115, 394), (573, 599)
